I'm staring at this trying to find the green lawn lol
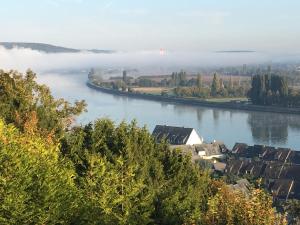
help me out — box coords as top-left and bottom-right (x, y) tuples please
(205, 97), (248, 103)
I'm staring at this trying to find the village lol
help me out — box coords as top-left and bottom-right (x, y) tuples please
(151, 124), (300, 202)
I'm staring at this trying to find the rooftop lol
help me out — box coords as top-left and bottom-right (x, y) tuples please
(152, 125), (194, 145)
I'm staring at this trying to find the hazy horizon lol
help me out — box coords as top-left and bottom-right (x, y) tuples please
(2, 45), (300, 74)
(1, 0), (300, 54)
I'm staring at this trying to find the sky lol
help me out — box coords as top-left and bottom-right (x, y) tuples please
(1, 0), (300, 53)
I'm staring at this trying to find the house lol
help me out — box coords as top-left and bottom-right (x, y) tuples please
(225, 159), (248, 176)
(228, 143), (300, 201)
(269, 179), (300, 200)
(244, 161), (266, 178)
(235, 144), (265, 159)
(194, 142), (225, 160)
(225, 159), (266, 178)
(232, 143), (248, 154)
(152, 125), (203, 145)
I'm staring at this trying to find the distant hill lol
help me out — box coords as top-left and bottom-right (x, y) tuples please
(0, 42), (115, 54)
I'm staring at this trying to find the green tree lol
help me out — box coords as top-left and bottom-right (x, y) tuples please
(154, 149), (212, 225)
(197, 74), (203, 89)
(284, 199), (300, 225)
(0, 69), (86, 140)
(204, 183), (286, 225)
(0, 119), (79, 225)
(0, 69), (286, 224)
(211, 73), (220, 97)
(229, 76), (234, 90)
(248, 74), (291, 106)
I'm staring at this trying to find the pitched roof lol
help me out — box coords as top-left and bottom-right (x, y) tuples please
(232, 143), (265, 158)
(244, 161), (266, 178)
(232, 143), (248, 154)
(226, 159), (266, 178)
(269, 179), (300, 200)
(240, 145), (265, 158)
(278, 165), (300, 181)
(226, 159), (248, 176)
(194, 143), (223, 156)
(152, 125), (194, 145)
(263, 162), (284, 179)
(281, 150), (300, 165)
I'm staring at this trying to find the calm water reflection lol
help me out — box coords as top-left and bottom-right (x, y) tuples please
(38, 72), (300, 150)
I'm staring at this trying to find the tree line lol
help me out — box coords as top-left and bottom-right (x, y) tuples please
(174, 73), (247, 99)
(248, 74), (300, 107)
(0, 69), (286, 224)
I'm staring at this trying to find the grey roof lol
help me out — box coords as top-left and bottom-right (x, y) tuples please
(194, 143), (223, 156)
(152, 125), (194, 145)
(226, 159), (266, 178)
(269, 179), (300, 200)
(232, 143), (248, 153)
(244, 161), (266, 178)
(226, 159), (248, 176)
(232, 143), (300, 163)
(235, 145), (264, 158)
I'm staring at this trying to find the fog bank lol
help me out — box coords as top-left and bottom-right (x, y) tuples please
(0, 46), (299, 74)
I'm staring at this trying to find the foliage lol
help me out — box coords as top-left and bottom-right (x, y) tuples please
(197, 74), (203, 88)
(211, 73), (221, 97)
(137, 78), (159, 87)
(0, 69), (287, 224)
(284, 199), (300, 224)
(174, 73), (247, 99)
(204, 182), (286, 225)
(61, 119), (214, 224)
(0, 69), (86, 140)
(247, 74), (295, 106)
(0, 119), (78, 225)
(170, 71), (187, 87)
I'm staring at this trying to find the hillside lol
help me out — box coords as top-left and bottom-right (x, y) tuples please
(0, 42), (114, 54)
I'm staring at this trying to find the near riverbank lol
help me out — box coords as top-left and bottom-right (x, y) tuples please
(87, 81), (300, 115)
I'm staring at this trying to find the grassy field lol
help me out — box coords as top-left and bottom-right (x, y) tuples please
(132, 87), (171, 95)
(205, 97), (248, 103)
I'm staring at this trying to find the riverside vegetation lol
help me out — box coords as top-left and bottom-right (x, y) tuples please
(0, 69), (287, 224)
(94, 69), (300, 107)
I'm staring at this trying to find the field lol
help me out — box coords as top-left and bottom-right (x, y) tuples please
(132, 87), (171, 95)
(206, 97), (248, 103)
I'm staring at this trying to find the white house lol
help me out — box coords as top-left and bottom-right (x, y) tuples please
(152, 125), (203, 146)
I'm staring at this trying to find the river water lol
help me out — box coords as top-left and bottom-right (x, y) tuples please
(38, 72), (300, 150)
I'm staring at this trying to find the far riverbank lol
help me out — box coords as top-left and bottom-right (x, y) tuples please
(87, 81), (300, 115)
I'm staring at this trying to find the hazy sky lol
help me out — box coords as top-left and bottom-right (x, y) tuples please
(1, 0), (300, 52)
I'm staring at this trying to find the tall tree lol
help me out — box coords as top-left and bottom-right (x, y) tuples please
(211, 73), (220, 97)
(197, 74), (203, 89)
(0, 69), (86, 140)
(0, 119), (79, 224)
(229, 76), (234, 90)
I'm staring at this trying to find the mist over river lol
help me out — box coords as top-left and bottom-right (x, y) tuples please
(37, 72), (300, 150)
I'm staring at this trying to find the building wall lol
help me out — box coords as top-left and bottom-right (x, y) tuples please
(202, 154), (224, 160)
(186, 129), (203, 145)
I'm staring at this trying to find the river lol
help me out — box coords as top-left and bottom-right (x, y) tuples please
(37, 72), (300, 150)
